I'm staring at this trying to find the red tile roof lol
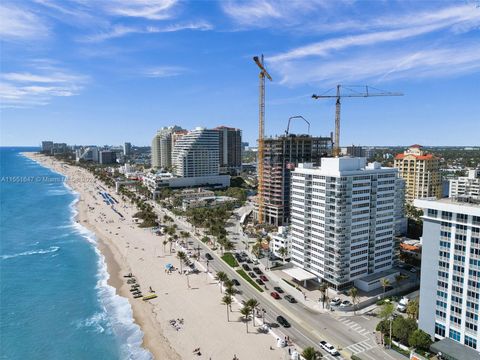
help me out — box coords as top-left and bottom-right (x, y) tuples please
(395, 153), (436, 160)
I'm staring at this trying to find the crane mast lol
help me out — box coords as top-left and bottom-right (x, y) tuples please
(253, 55), (272, 224)
(313, 85), (403, 157)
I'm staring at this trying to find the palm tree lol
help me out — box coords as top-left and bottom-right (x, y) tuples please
(349, 287), (359, 315)
(278, 246), (288, 264)
(176, 251), (187, 274)
(162, 239), (168, 255)
(168, 236), (174, 253)
(222, 295), (233, 322)
(244, 298), (259, 327)
(251, 242), (261, 260)
(380, 278), (390, 298)
(215, 271), (229, 293)
(319, 283), (328, 309)
(301, 347), (319, 360)
(406, 298), (419, 320)
(239, 306), (250, 333)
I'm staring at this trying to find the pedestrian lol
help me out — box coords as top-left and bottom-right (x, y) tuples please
(288, 348), (291, 355)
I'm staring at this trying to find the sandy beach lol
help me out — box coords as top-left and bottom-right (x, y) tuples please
(25, 153), (291, 360)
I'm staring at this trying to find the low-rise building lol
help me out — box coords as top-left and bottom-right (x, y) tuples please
(181, 195), (236, 211)
(450, 169), (480, 200)
(270, 226), (291, 260)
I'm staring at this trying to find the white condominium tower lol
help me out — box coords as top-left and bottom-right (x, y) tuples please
(290, 158), (405, 289)
(172, 127), (220, 177)
(450, 169), (480, 200)
(415, 197), (480, 354)
(151, 125), (183, 169)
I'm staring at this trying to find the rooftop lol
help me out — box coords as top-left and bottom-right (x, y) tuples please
(430, 338), (480, 360)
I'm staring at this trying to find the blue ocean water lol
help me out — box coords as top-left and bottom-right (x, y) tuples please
(0, 147), (152, 360)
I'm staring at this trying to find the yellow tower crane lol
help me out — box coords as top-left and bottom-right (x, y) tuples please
(312, 85), (403, 157)
(253, 55), (272, 224)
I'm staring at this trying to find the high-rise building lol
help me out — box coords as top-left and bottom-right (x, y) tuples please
(254, 134), (332, 226)
(172, 127), (219, 178)
(124, 142), (132, 156)
(41, 141), (53, 154)
(99, 150), (116, 164)
(214, 126), (242, 175)
(290, 158), (406, 289)
(394, 145), (442, 204)
(450, 170), (480, 200)
(414, 197), (480, 354)
(151, 126), (183, 169)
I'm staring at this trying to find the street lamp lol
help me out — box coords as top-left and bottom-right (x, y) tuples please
(261, 308), (266, 324)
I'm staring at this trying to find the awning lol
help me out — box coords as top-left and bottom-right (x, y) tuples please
(283, 267), (317, 282)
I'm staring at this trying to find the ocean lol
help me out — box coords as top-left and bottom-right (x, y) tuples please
(0, 147), (152, 360)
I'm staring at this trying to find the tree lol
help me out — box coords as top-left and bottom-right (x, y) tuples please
(222, 295), (233, 322)
(278, 246), (288, 264)
(349, 287), (359, 314)
(162, 239), (168, 254)
(319, 283), (328, 309)
(244, 298), (259, 327)
(406, 298), (419, 320)
(380, 278), (390, 297)
(176, 251), (187, 274)
(409, 329), (432, 351)
(379, 302), (395, 321)
(301, 346), (320, 360)
(240, 306), (251, 333)
(215, 271), (229, 293)
(392, 317), (417, 345)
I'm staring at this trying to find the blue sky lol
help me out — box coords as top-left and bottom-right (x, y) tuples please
(1, 0), (479, 147)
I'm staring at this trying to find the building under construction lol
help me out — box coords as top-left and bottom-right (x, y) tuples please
(254, 134), (333, 226)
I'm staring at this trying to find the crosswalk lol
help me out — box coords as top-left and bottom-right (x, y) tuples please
(337, 317), (372, 336)
(344, 339), (377, 355)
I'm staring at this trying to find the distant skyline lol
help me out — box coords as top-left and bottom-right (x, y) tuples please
(1, 0), (479, 147)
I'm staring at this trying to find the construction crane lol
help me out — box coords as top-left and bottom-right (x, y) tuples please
(253, 55), (272, 224)
(285, 115), (310, 136)
(312, 85), (403, 157)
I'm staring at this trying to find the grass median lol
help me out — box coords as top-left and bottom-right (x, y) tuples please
(221, 252), (238, 268)
(236, 269), (264, 292)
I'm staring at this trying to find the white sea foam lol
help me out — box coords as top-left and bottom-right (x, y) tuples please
(47, 189), (70, 196)
(0, 246), (60, 260)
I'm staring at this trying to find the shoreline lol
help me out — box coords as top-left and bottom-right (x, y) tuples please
(24, 152), (287, 360)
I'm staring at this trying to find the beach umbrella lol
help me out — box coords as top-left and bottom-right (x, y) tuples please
(165, 263), (173, 269)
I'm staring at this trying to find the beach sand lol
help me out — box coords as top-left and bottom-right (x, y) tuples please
(25, 153), (290, 360)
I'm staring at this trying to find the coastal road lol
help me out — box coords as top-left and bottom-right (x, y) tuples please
(150, 202), (404, 360)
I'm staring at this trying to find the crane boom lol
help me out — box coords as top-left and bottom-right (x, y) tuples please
(312, 85), (403, 156)
(285, 115), (310, 136)
(253, 55), (272, 224)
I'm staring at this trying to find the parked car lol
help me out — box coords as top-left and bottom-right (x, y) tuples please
(259, 275), (268, 282)
(270, 292), (281, 299)
(242, 264), (251, 271)
(205, 253), (213, 260)
(273, 286), (284, 293)
(284, 295), (297, 303)
(340, 300), (351, 307)
(330, 298), (341, 307)
(255, 279), (264, 286)
(248, 272), (257, 278)
(246, 258), (253, 264)
(231, 279), (240, 286)
(253, 267), (262, 275)
(319, 341), (339, 356)
(276, 315), (291, 328)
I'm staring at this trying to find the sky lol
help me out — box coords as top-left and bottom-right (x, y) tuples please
(1, 0), (479, 147)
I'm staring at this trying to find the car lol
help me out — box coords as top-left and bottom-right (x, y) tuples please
(246, 258), (253, 264)
(319, 341), (339, 356)
(259, 275), (268, 282)
(276, 315), (291, 328)
(248, 271), (257, 278)
(255, 279), (264, 286)
(284, 295), (297, 303)
(273, 286), (284, 293)
(330, 298), (341, 306)
(231, 279), (240, 286)
(242, 264), (251, 271)
(205, 253), (213, 260)
(340, 300), (351, 307)
(253, 267), (262, 275)
(270, 292), (281, 299)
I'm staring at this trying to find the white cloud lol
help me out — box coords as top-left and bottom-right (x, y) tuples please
(82, 21), (212, 42)
(144, 66), (187, 78)
(0, 3), (49, 41)
(0, 66), (88, 108)
(273, 42), (480, 86)
(101, 0), (179, 20)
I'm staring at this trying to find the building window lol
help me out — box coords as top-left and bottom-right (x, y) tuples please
(449, 329), (461, 342)
(465, 335), (477, 349)
(435, 323), (446, 337)
(428, 209), (438, 218)
(456, 213), (468, 223)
